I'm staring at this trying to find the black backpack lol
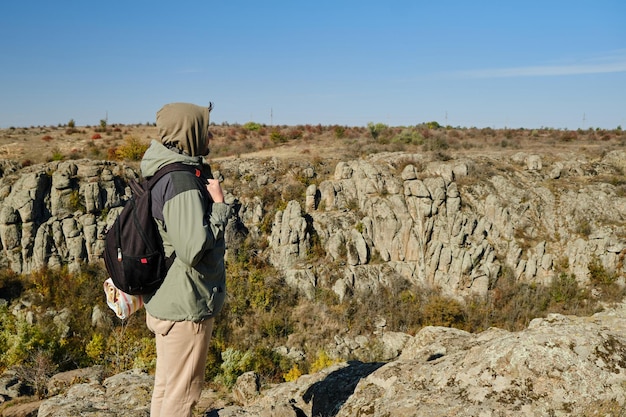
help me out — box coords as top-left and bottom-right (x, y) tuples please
(104, 163), (205, 295)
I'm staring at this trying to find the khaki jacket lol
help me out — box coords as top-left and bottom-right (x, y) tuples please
(140, 140), (230, 321)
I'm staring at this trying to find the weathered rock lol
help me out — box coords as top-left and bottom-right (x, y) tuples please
(203, 302), (626, 417)
(0, 369), (29, 403)
(0, 160), (134, 275)
(0, 399), (42, 417)
(38, 370), (152, 417)
(231, 371), (260, 406)
(269, 200), (310, 268)
(214, 361), (385, 417)
(46, 366), (104, 397)
(0, 150), (625, 307)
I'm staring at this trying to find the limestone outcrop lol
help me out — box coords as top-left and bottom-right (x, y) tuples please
(0, 151), (625, 301)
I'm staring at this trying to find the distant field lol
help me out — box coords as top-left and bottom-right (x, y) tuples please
(1, 122), (623, 166)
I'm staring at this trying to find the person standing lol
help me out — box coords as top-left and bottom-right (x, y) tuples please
(139, 102), (230, 416)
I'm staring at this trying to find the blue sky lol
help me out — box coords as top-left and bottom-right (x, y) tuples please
(1, 1), (624, 129)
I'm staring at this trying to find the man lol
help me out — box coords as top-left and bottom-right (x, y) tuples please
(139, 102), (230, 416)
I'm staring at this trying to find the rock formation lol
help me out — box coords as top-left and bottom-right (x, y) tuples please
(17, 302), (626, 416)
(1, 151), (624, 300)
(1, 149), (626, 415)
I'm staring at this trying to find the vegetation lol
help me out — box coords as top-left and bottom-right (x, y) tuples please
(1, 121), (626, 401)
(114, 135), (149, 161)
(1, 233), (624, 399)
(2, 122), (625, 166)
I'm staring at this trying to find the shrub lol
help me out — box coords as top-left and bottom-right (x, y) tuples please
(0, 269), (23, 301)
(549, 273), (584, 304)
(310, 350), (340, 373)
(561, 131), (578, 142)
(91, 133), (102, 140)
(105, 316), (152, 374)
(41, 135), (53, 142)
(423, 136), (449, 152)
(69, 189), (86, 212)
(133, 337), (157, 372)
(107, 147), (118, 160)
(247, 346), (286, 385)
(50, 148), (64, 161)
(393, 129), (423, 145)
(85, 332), (106, 364)
(217, 347), (251, 387)
(288, 128), (303, 140)
(0, 312), (62, 375)
(422, 295), (465, 327)
(16, 349), (57, 398)
(588, 256), (618, 285)
(283, 364), (302, 382)
(367, 122), (388, 140)
(281, 182), (306, 203)
(115, 136), (149, 160)
(243, 121), (262, 131)
(270, 129), (286, 144)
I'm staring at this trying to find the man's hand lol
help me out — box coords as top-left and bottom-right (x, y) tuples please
(206, 179), (224, 203)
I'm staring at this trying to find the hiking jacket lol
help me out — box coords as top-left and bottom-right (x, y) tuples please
(140, 140), (230, 321)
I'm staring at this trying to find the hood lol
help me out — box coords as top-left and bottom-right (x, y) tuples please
(156, 102), (212, 157)
(140, 140), (203, 178)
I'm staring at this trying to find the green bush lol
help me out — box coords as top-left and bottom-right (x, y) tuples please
(0, 264), (155, 378)
(216, 345), (290, 387)
(367, 122), (388, 140)
(216, 347), (251, 387)
(0, 311), (62, 373)
(588, 256), (617, 285)
(50, 148), (64, 161)
(393, 129), (424, 145)
(69, 190), (86, 212)
(270, 130), (286, 144)
(243, 121), (262, 131)
(549, 272), (583, 304)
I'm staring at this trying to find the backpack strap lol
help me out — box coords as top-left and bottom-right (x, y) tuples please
(143, 163), (208, 270)
(146, 163), (205, 189)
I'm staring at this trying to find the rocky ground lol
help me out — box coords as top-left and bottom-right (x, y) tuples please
(3, 302), (625, 416)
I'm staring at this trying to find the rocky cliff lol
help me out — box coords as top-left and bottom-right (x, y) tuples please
(2, 150), (623, 300)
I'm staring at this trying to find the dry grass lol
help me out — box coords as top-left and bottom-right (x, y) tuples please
(1, 124), (624, 168)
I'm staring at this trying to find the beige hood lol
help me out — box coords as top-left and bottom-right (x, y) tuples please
(156, 102), (213, 157)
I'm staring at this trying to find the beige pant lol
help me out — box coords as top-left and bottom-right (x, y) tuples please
(146, 313), (214, 417)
